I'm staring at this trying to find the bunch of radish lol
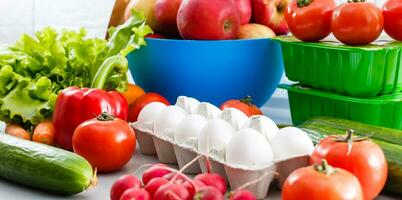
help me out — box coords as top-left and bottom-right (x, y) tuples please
(110, 163), (257, 200)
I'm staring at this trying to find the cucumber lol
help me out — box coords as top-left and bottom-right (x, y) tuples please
(298, 117), (402, 195)
(0, 133), (94, 195)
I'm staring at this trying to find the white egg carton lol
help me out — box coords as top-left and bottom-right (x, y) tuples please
(130, 96), (315, 199)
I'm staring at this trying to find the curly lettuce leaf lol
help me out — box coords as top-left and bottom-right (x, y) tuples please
(0, 10), (151, 126)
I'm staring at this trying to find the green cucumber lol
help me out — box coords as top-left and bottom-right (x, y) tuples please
(298, 117), (402, 195)
(0, 133), (94, 195)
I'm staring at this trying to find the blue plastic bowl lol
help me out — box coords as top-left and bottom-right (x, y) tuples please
(127, 38), (284, 107)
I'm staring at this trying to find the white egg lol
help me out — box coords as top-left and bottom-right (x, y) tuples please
(137, 102), (168, 123)
(174, 114), (207, 148)
(195, 102), (222, 119)
(221, 108), (248, 130)
(175, 96), (200, 114)
(154, 106), (187, 140)
(242, 115), (279, 142)
(226, 128), (274, 169)
(198, 119), (235, 158)
(271, 127), (315, 162)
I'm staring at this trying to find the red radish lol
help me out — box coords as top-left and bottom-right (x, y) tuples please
(142, 163), (171, 185)
(110, 175), (142, 200)
(193, 186), (224, 200)
(229, 190), (257, 200)
(120, 188), (151, 200)
(153, 183), (191, 200)
(145, 177), (169, 197)
(184, 180), (206, 196)
(193, 173), (227, 195)
(164, 172), (197, 196)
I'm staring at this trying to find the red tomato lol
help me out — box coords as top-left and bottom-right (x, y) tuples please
(285, 0), (336, 42)
(382, 0), (402, 41)
(331, 1), (383, 45)
(128, 93), (170, 122)
(73, 113), (136, 173)
(283, 160), (364, 200)
(220, 96), (261, 117)
(311, 130), (388, 200)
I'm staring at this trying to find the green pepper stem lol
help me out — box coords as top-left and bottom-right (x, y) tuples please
(90, 55), (128, 89)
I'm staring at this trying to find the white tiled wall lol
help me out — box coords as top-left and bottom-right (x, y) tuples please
(0, 0), (115, 44)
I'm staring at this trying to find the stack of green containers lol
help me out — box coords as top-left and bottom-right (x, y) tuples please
(274, 36), (402, 130)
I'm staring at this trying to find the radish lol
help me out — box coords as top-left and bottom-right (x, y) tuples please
(153, 183), (191, 200)
(163, 172), (198, 196)
(193, 173), (227, 195)
(163, 172), (187, 184)
(229, 189), (256, 200)
(110, 175), (142, 200)
(120, 188), (151, 200)
(193, 186), (224, 200)
(184, 180), (206, 196)
(144, 177), (169, 197)
(142, 163), (171, 185)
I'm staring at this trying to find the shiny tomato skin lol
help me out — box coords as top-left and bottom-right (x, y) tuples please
(382, 0), (402, 41)
(285, 0), (336, 42)
(250, 104), (263, 116)
(311, 136), (388, 200)
(331, 2), (383, 45)
(72, 117), (136, 173)
(128, 93), (170, 122)
(282, 165), (364, 200)
(220, 100), (253, 116)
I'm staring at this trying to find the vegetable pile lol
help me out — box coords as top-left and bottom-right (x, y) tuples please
(110, 163), (258, 200)
(0, 10), (152, 127)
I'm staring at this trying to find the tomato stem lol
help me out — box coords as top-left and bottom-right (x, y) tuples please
(240, 96), (253, 105)
(347, 0), (365, 3)
(314, 159), (334, 176)
(297, 0), (313, 7)
(333, 129), (368, 156)
(96, 112), (116, 121)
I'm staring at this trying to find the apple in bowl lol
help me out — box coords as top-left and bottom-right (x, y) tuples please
(252, 0), (290, 35)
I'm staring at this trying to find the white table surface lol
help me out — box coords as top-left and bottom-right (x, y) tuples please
(0, 94), (400, 200)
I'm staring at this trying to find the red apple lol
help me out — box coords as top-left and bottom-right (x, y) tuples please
(252, 0), (289, 35)
(237, 23), (276, 39)
(146, 34), (168, 38)
(177, 0), (241, 40)
(155, 0), (183, 36)
(235, 0), (252, 24)
(124, 0), (160, 32)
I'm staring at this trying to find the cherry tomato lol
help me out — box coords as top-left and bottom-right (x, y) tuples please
(121, 83), (145, 105)
(73, 112), (136, 173)
(285, 0), (336, 42)
(311, 130), (388, 200)
(220, 96), (261, 117)
(128, 93), (170, 122)
(283, 160), (364, 200)
(331, 1), (383, 45)
(382, 0), (402, 41)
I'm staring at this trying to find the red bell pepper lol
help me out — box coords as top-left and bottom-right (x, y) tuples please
(53, 55), (129, 150)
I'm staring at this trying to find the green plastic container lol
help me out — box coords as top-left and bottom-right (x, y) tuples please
(279, 84), (402, 130)
(274, 36), (402, 97)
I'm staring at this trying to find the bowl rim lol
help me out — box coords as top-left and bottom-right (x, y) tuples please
(145, 37), (276, 43)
